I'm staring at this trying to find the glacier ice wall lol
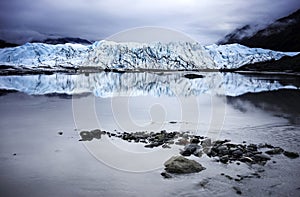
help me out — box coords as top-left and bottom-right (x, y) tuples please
(0, 43), (89, 70)
(0, 41), (298, 71)
(84, 41), (215, 70)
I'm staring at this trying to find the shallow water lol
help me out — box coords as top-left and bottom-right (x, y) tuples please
(0, 72), (299, 196)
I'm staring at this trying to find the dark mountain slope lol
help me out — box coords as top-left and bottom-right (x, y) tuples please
(236, 54), (300, 72)
(219, 9), (300, 52)
(0, 40), (18, 48)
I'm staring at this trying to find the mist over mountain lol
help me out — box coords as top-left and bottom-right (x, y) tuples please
(219, 9), (300, 52)
(32, 37), (93, 45)
(0, 37), (93, 48)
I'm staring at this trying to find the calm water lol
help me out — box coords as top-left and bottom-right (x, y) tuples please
(0, 72), (299, 196)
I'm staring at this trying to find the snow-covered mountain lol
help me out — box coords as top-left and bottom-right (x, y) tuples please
(0, 72), (297, 97)
(0, 40), (298, 71)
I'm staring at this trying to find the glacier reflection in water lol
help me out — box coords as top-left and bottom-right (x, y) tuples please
(0, 72), (298, 97)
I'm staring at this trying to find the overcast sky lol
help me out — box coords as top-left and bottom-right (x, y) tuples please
(0, 0), (299, 44)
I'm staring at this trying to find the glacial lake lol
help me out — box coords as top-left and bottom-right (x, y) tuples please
(0, 71), (299, 197)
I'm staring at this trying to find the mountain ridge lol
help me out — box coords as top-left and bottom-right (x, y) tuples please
(219, 9), (300, 52)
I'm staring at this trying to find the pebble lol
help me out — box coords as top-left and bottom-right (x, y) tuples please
(233, 186), (242, 195)
(198, 179), (209, 187)
(161, 172), (172, 179)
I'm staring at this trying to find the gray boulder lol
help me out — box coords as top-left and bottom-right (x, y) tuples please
(164, 156), (206, 174)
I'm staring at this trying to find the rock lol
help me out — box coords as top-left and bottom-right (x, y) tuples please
(144, 141), (164, 148)
(203, 147), (212, 155)
(233, 186), (242, 195)
(206, 148), (218, 157)
(79, 131), (93, 141)
(253, 154), (271, 165)
(190, 138), (200, 144)
(283, 151), (299, 159)
(217, 145), (229, 155)
(198, 179), (209, 187)
(224, 174), (233, 180)
(175, 138), (189, 146)
(258, 143), (274, 149)
(164, 156), (206, 174)
(265, 147), (284, 155)
(220, 155), (229, 164)
(182, 133), (189, 139)
(162, 144), (171, 149)
(214, 139), (231, 145)
(193, 149), (203, 157)
(167, 140), (175, 145)
(240, 156), (254, 163)
(161, 172), (172, 179)
(90, 129), (103, 139)
(180, 144), (201, 156)
(247, 144), (258, 152)
(232, 149), (243, 157)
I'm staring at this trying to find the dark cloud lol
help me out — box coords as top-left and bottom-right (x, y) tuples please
(0, 0), (299, 44)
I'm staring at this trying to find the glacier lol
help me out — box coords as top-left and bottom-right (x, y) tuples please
(203, 44), (299, 69)
(0, 43), (89, 71)
(84, 40), (215, 70)
(0, 72), (298, 97)
(0, 40), (298, 71)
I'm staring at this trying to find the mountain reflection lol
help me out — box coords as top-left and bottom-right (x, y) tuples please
(0, 72), (298, 97)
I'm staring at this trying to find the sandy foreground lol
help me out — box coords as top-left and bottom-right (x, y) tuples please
(0, 91), (299, 197)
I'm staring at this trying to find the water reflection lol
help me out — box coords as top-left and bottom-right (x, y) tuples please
(0, 72), (298, 97)
(227, 89), (300, 124)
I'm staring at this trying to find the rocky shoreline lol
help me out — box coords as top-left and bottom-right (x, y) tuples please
(79, 129), (299, 174)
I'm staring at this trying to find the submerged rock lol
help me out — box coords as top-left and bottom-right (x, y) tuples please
(283, 151), (299, 159)
(265, 147), (284, 155)
(198, 179), (210, 188)
(161, 172), (172, 179)
(164, 156), (206, 174)
(232, 186), (242, 195)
